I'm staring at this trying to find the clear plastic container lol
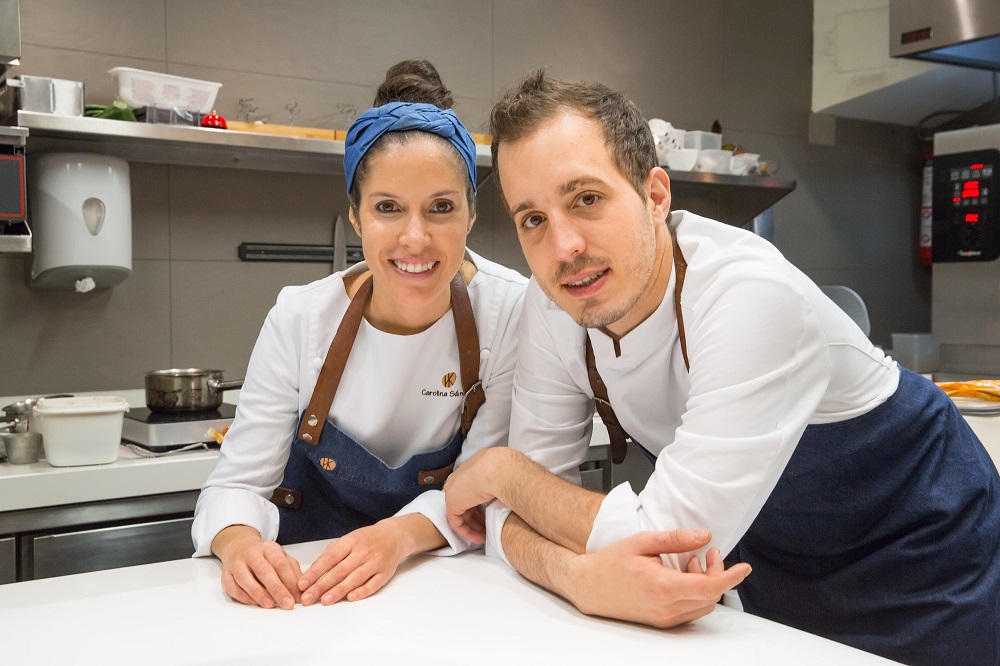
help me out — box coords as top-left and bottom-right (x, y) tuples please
(684, 130), (723, 151)
(108, 67), (221, 114)
(33, 396), (129, 466)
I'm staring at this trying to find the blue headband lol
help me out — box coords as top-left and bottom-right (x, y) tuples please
(344, 102), (477, 194)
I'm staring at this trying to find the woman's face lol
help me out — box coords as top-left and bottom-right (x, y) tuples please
(349, 134), (475, 333)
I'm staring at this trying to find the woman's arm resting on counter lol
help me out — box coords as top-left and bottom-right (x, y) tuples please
(445, 446), (603, 553)
(212, 525), (304, 610)
(298, 513), (447, 606)
(502, 514), (752, 628)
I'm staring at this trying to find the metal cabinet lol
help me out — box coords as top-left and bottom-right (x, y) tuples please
(0, 537), (14, 584)
(25, 517), (195, 580)
(0, 490), (199, 584)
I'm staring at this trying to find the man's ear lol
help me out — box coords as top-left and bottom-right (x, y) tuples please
(646, 167), (672, 221)
(348, 208), (362, 237)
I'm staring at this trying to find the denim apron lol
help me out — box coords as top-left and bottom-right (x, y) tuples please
(272, 270), (485, 545)
(587, 241), (1000, 664)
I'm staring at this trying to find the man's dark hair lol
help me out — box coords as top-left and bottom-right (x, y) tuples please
(489, 68), (657, 204)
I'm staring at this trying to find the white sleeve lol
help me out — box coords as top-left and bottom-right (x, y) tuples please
(396, 278), (525, 556)
(586, 275), (832, 569)
(191, 294), (303, 557)
(485, 282), (594, 565)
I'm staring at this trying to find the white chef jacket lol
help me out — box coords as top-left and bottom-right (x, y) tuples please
(193, 250), (527, 557)
(486, 211), (898, 570)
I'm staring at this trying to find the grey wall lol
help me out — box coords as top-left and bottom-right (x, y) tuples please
(0, 0), (928, 395)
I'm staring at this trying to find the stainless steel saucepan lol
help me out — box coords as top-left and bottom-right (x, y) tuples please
(145, 369), (243, 413)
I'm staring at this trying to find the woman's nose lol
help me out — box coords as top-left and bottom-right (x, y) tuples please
(400, 213), (431, 246)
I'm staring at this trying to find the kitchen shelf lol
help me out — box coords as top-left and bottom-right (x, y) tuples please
(12, 111), (795, 226)
(664, 169), (796, 226)
(15, 111), (493, 176)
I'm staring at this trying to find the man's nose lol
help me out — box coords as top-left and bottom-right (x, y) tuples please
(547, 215), (586, 261)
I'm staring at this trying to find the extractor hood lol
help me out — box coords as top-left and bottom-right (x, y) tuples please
(890, 0), (1000, 71)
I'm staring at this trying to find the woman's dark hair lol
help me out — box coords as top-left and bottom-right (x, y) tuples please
(349, 60), (474, 216)
(373, 59), (454, 109)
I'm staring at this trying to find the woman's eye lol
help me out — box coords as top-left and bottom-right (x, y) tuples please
(578, 192), (600, 207)
(375, 201), (398, 214)
(432, 201), (455, 214)
(520, 214), (544, 230)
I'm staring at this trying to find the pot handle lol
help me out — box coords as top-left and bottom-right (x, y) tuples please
(208, 379), (244, 393)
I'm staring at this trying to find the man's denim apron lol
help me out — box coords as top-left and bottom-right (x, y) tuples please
(587, 241), (1000, 665)
(272, 270), (485, 545)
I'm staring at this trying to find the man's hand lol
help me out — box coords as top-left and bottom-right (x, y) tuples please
(444, 447), (509, 543)
(213, 525), (303, 610)
(564, 530), (751, 628)
(298, 516), (421, 606)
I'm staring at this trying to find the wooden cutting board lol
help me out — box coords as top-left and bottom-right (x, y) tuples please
(226, 121), (345, 140)
(226, 121), (491, 145)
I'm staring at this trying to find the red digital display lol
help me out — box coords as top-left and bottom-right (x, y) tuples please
(966, 213), (980, 223)
(971, 163), (984, 169)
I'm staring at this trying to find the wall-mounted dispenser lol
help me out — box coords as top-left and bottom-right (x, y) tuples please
(29, 153), (132, 291)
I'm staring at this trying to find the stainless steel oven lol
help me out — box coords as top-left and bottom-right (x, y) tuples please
(931, 123), (1000, 375)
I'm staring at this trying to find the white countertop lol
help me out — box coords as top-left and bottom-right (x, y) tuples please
(0, 389), (222, 511)
(1, 388), (611, 513)
(0, 541), (895, 665)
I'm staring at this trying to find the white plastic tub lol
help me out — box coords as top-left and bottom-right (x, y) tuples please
(108, 67), (221, 114)
(33, 396), (130, 466)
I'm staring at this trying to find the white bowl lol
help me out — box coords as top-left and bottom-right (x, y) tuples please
(34, 396), (129, 466)
(695, 149), (732, 174)
(665, 148), (699, 171)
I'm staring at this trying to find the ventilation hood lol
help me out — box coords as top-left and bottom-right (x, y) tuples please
(890, 0), (1000, 71)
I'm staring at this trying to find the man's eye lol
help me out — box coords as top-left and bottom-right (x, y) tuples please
(521, 214), (544, 230)
(375, 201), (398, 214)
(432, 201), (455, 213)
(578, 192), (600, 207)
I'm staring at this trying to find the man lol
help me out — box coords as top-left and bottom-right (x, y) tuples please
(444, 69), (1000, 665)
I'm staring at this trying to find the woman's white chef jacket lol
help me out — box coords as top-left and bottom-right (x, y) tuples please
(193, 250), (527, 557)
(485, 211), (899, 569)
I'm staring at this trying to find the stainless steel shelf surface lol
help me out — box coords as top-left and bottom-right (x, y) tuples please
(16, 111), (492, 175)
(12, 112), (795, 225)
(664, 169), (797, 226)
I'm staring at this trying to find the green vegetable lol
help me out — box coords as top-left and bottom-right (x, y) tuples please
(84, 100), (137, 122)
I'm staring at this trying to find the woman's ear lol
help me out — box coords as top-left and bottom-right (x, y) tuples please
(467, 211), (477, 233)
(348, 208), (362, 237)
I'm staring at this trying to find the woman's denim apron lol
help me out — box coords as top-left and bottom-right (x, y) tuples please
(587, 242), (1000, 664)
(272, 271), (485, 545)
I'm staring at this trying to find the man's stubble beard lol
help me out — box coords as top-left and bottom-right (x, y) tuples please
(537, 218), (657, 329)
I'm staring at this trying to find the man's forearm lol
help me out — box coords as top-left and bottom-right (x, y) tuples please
(492, 448), (604, 554)
(500, 512), (580, 603)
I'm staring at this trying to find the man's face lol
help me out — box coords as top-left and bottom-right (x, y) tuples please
(498, 111), (665, 329)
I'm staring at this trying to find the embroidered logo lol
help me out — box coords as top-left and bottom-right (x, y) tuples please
(319, 457), (337, 471)
(442, 372), (457, 388)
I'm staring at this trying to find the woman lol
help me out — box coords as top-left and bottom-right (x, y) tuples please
(192, 61), (527, 610)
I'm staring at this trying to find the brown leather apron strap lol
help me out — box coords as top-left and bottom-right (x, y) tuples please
(298, 268), (483, 446)
(298, 275), (373, 444)
(450, 269), (484, 437)
(586, 236), (688, 464)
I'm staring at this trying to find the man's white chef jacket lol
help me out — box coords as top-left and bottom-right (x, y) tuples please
(486, 211), (898, 570)
(193, 250), (527, 556)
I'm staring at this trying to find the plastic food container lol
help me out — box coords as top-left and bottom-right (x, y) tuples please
(33, 396), (130, 466)
(695, 149), (732, 174)
(108, 67), (221, 114)
(684, 130), (723, 151)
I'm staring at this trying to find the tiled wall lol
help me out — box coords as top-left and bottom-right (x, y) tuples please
(0, 0), (928, 395)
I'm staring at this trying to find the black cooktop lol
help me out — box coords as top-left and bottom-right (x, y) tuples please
(125, 403), (237, 424)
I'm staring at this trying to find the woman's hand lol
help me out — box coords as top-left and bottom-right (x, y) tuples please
(298, 517), (414, 606)
(212, 525), (303, 610)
